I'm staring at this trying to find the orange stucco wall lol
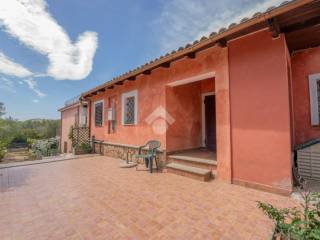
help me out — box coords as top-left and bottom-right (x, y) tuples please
(165, 79), (215, 152)
(291, 46), (320, 145)
(88, 46), (232, 181)
(166, 82), (200, 152)
(89, 76), (167, 147)
(89, 47), (224, 148)
(229, 29), (293, 192)
(201, 78), (215, 93)
(60, 105), (78, 153)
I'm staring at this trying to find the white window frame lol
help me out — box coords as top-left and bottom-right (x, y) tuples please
(94, 100), (104, 127)
(309, 74), (320, 126)
(122, 90), (138, 125)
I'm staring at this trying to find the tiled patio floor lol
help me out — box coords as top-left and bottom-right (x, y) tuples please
(0, 156), (297, 240)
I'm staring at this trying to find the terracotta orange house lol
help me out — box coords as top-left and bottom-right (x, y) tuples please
(59, 0), (320, 195)
(59, 96), (88, 153)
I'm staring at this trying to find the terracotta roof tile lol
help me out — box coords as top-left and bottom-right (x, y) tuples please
(267, 6), (277, 11)
(252, 12), (263, 17)
(209, 32), (217, 37)
(228, 23), (237, 29)
(240, 17), (250, 23)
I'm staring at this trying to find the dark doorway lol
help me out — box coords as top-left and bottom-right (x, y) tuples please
(204, 95), (216, 151)
(64, 141), (68, 153)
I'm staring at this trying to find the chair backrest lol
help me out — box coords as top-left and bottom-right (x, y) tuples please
(146, 140), (161, 154)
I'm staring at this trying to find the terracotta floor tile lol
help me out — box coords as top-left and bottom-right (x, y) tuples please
(0, 156), (297, 239)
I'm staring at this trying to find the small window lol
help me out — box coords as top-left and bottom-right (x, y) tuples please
(122, 90), (138, 125)
(94, 100), (104, 127)
(309, 74), (320, 126)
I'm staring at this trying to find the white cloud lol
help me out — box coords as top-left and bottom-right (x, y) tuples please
(156, 0), (284, 53)
(32, 99), (39, 103)
(0, 0), (98, 80)
(0, 52), (33, 78)
(22, 78), (46, 98)
(0, 76), (17, 93)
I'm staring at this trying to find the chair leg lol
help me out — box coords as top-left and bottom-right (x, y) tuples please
(155, 157), (159, 172)
(135, 158), (138, 171)
(136, 157), (142, 171)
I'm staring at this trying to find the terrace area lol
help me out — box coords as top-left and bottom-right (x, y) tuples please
(0, 155), (297, 240)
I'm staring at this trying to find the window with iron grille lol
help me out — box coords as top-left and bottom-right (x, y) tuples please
(122, 90), (138, 125)
(94, 101), (103, 126)
(309, 74), (320, 126)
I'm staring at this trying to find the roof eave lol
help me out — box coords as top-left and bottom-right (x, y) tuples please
(81, 0), (314, 98)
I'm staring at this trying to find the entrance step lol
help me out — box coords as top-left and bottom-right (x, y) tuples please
(166, 163), (215, 182)
(168, 155), (217, 171)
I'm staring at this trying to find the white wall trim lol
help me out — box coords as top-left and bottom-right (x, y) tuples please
(201, 92), (215, 147)
(121, 90), (138, 125)
(94, 99), (104, 127)
(167, 72), (215, 87)
(309, 74), (320, 126)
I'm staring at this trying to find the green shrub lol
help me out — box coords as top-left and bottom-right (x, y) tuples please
(75, 142), (92, 154)
(30, 138), (59, 158)
(258, 190), (320, 240)
(0, 140), (6, 161)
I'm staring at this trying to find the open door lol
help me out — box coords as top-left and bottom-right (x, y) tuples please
(204, 95), (216, 151)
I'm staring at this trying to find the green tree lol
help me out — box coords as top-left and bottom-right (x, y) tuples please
(0, 118), (60, 146)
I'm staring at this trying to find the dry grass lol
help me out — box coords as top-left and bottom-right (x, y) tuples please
(1, 148), (29, 164)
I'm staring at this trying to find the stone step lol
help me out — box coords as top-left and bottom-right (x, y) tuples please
(166, 163), (215, 182)
(169, 155), (217, 170)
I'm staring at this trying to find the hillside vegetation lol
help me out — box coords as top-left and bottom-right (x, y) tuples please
(0, 102), (60, 161)
(0, 118), (60, 146)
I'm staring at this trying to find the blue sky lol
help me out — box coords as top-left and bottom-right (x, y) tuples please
(0, 0), (283, 120)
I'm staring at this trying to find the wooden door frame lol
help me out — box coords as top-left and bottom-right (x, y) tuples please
(201, 92), (215, 147)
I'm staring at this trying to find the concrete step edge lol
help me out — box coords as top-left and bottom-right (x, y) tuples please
(169, 155), (217, 165)
(166, 163), (212, 176)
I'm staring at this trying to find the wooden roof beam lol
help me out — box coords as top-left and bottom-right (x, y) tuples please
(186, 52), (196, 59)
(161, 62), (171, 68)
(142, 70), (151, 75)
(115, 81), (124, 85)
(282, 15), (320, 34)
(267, 18), (281, 38)
(97, 89), (105, 93)
(217, 39), (227, 48)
